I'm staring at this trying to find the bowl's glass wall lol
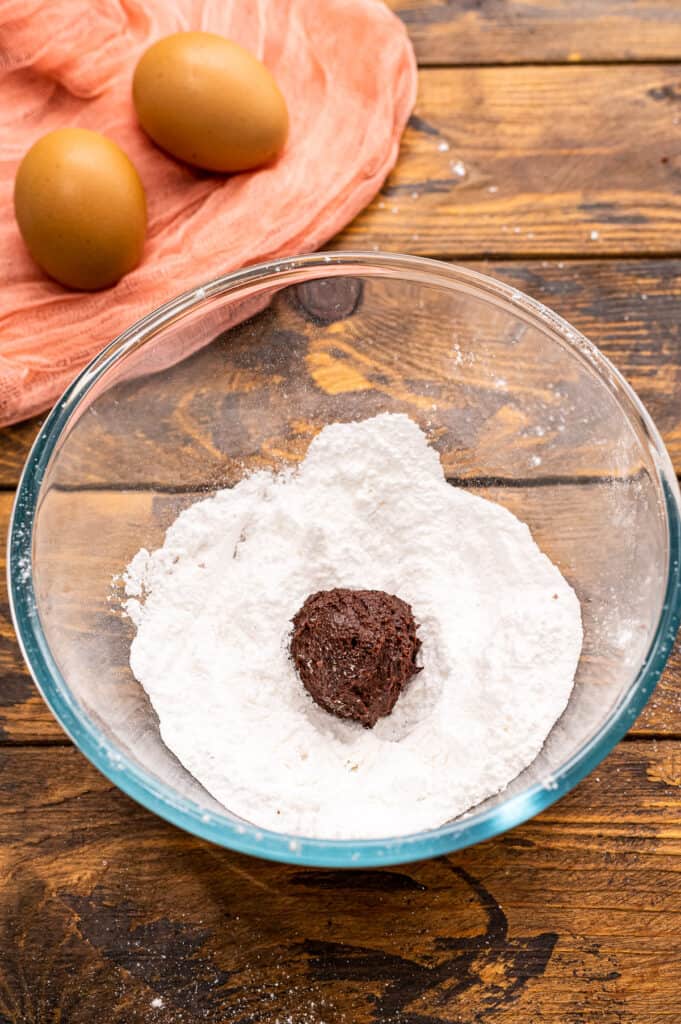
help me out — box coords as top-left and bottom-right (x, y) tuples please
(25, 260), (676, 838)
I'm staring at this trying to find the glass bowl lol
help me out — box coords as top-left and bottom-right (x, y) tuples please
(8, 252), (681, 867)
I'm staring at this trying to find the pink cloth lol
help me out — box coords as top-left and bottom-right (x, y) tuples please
(0, 0), (416, 426)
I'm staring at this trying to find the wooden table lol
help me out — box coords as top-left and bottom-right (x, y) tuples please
(3, 3), (681, 1020)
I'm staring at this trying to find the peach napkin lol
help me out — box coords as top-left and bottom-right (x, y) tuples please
(0, 0), (416, 425)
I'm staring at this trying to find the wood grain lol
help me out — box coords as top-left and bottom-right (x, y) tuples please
(336, 65), (681, 256)
(3, 26), (681, 1016)
(0, 415), (41, 489)
(0, 258), (679, 488)
(388, 0), (681, 66)
(1, 741), (681, 1022)
(1, 263), (679, 743)
(2, 479), (680, 745)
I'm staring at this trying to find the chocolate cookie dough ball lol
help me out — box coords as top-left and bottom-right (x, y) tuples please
(290, 588), (421, 728)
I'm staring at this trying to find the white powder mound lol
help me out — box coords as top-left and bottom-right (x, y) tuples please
(124, 413), (583, 840)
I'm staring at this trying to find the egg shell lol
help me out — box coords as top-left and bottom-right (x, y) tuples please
(14, 128), (147, 291)
(132, 31), (289, 173)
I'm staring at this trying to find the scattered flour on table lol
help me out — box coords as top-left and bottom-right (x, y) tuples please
(123, 414), (583, 840)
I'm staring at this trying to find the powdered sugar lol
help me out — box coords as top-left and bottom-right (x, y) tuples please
(123, 414), (582, 840)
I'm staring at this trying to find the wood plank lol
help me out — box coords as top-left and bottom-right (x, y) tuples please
(388, 0), (681, 66)
(478, 258), (681, 469)
(0, 258), (679, 488)
(0, 490), (61, 743)
(1, 741), (681, 1022)
(0, 414), (41, 488)
(3, 67), (681, 462)
(2, 480), (680, 744)
(337, 65), (681, 256)
(2, 268), (679, 739)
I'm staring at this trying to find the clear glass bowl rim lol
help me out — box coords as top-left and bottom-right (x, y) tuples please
(8, 251), (681, 867)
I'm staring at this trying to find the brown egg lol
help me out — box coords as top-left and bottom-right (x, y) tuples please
(133, 32), (289, 173)
(14, 128), (147, 291)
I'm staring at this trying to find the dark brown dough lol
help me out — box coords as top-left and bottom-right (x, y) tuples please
(290, 588), (421, 728)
